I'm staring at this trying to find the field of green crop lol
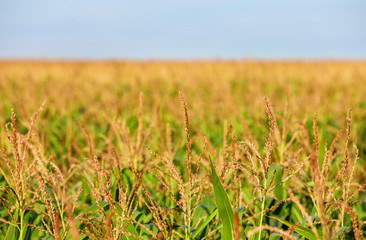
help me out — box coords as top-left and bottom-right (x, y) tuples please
(0, 61), (365, 239)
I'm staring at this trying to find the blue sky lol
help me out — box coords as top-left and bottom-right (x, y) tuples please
(0, 0), (365, 59)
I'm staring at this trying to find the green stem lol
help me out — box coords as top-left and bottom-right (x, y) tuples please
(19, 175), (24, 239)
(19, 207), (24, 240)
(341, 207), (344, 227)
(258, 195), (266, 240)
(55, 195), (66, 232)
(279, 143), (285, 164)
(169, 177), (174, 240)
(258, 178), (267, 240)
(185, 186), (192, 240)
(188, 194), (191, 239)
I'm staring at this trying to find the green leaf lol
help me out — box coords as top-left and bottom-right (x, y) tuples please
(121, 221), (139, 240)
(269, 216), (322, 240)
(269, 233), (282, 240)
(289, 203), (303, 223)
(5, 210), (18, 240)
(266, 164), (285, 200)
(192, 194), (215, 223)
(192, 209), (218, 239)
(23, 211), (38, 240)
(5, 224), (17, 240)
(210, 157), (234, 240)
(336, 226), (350, 237)
(140, 224), (159, 237)
(84, 201), (110, 213)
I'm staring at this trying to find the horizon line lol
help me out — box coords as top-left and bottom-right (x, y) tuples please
(1, 57), (366, 63)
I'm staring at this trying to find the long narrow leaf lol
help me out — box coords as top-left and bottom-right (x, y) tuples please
(121, 221), (139, 240)
(269, 216), (322, 240)
(5, 210), (18, 240)
(210, 157), (234, 240)
(192, 209), (218, 239)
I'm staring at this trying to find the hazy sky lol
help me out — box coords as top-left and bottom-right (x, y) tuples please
(1, 0), (365, 59)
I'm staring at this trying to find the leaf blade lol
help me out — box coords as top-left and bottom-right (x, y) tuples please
(210, 157), (234, 240)
(269, 216), (321, 240)
(192, 209), (218, 238)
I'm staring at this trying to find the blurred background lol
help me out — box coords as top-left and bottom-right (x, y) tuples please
(1, 0), (366, 60)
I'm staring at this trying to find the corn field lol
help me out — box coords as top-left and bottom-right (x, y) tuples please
(0, 61), (365, 239)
